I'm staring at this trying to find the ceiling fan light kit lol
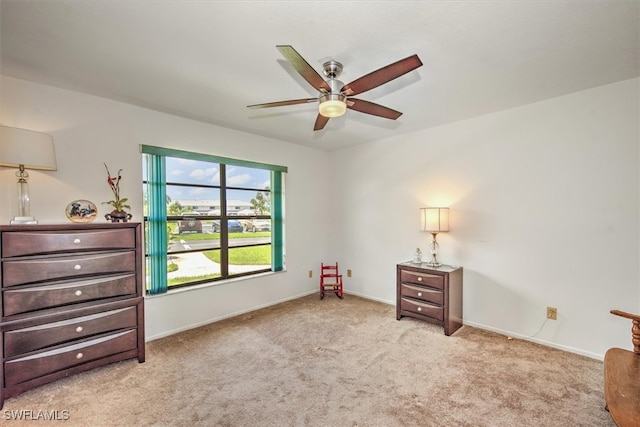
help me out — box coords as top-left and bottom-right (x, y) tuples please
(318, 94), (347, 118)
(248, 45), (423, 131)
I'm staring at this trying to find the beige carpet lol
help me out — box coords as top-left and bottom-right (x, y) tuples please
(2, 294), (615, 426)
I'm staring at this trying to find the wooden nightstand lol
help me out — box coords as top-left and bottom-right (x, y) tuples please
(396, 262), (463, 336)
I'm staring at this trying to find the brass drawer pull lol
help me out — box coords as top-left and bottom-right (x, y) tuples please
(73, 238), (81, 244)
(74, 290), (82, 297)
(417, 292), (423, 297)
(74, 264), (82, 270)
(76, 326), (83, 333)
(76, 352), (84, 359)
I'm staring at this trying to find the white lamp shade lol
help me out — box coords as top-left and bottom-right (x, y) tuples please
(420, 207), (449, 232)
(0, 126), (57, 170)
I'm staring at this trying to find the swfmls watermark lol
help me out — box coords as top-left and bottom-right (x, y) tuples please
(3, 409), (70, 421)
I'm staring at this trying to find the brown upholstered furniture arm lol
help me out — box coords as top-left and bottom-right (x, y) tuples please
(604, 309), (640, 426)
(610, 309), (640, 323)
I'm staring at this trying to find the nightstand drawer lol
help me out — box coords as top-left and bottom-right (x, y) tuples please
(1, 228), (136, 258)
(401, 297), (444, 321)
(3, 274), (137, 316)
(4, 329), (138, 386)
(400, 270), (444, 290)
(400, 284), (443, 305)
(4, 306), (138, 357)
(2, 251), (136, 287)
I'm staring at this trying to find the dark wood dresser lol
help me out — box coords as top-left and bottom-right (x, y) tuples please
(396, 262), (463, 336)
(0, 223), (145, 408)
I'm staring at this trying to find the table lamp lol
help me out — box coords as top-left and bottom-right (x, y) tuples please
(0, 126), (57, 224)
(420, 207), (449, 267)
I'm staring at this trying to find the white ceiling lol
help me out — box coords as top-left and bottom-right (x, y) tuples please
(1, 1), (638, 152)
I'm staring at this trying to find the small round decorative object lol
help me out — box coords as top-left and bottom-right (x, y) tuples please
(65, 200), (98, 223)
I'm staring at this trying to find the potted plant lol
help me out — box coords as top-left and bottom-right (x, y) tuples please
(103, 163), (132, 222)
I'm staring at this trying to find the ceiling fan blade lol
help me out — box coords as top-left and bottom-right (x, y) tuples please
(341, 54), (423, 96)
(276, 45), (332, 93)
(247, 98), (317, 109)
(347, 98), (402, 120)
(314, 114), (330, 131)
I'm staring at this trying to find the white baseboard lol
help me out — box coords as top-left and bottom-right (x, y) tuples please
(462, 320), (604, 361)
(145, 289), (318, 341)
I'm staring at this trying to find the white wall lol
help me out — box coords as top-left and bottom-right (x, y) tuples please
(331, 78), (640, 359)
(0, 75), (329, 339)
(2, 75), (638, 359)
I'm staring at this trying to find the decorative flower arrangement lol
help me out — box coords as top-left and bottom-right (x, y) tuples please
(103, 163), (131, 212)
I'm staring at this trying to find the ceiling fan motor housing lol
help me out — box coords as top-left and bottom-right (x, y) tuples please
(323, 78), (345, 97)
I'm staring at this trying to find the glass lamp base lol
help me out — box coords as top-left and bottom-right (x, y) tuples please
(11, 216), (38, 225)
(426, 233), (441, 267)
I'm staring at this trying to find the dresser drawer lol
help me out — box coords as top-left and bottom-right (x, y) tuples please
(4, 329), (138, 386)
(2, 251), (135, 287)
(400, 270), (444, 290)
(3, 274), (137, 316)
(401, 297), (444, 321)
(400, 284), (443, 305)
(4, 306), (138, 357)
(1, 228), (136, 258)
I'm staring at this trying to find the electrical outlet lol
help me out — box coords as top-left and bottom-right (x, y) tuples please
(347, 269), (352, 277)
(308, 270), (313, 278)
(546, 306), (557, 320)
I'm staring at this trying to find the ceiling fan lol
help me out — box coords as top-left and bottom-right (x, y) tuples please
(247, 45), (423, 131)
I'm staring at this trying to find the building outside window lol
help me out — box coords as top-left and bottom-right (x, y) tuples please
(141, 146), (286, 295)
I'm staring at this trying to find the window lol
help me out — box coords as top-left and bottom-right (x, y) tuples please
(141, 145), (286, 295)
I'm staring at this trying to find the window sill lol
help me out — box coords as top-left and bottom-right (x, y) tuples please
(145, 269), (287, 298)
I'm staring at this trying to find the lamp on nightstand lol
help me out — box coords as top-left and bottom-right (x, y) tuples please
(0, 126), (57, 224)
(420, 207), (449, 267)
